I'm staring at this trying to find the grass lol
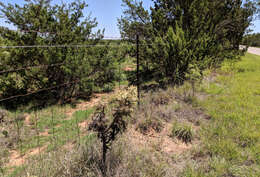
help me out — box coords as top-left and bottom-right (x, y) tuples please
(0, 103), (95, 175)
(194, 53), (260, 176)
(171, 121), (193, 143)
(1, 53), (260, 177)
(21, 107), (94, 153)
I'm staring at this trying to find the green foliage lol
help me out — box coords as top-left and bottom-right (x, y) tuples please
(242, 33), (260, 47)
(200, 53), (260, 176)
(118, 0), (152, 40)
(171, 122), (193, 144)
(150, 25), (190, 83)
(0, 0), (120, 107)
(119, 0), (256, 85)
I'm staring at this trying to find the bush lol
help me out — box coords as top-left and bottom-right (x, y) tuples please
(137, 117), (163, 134)
(171, 122), (193, 144)
(0, 0), (122, 107)
(88, 86), (136, 175)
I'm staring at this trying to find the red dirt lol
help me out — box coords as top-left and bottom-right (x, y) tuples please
(128, 123), (193, 155)
(124, 67), (135, 71)
(65, 93), (107, 117)
(39, 131), (49, 136)
(5, 88), (126, 168)
(24, 114), (31, 125)
(79, 121), (89, 130)
(7, 145), (47, 167)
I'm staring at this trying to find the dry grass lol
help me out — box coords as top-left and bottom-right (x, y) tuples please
(1, 84), (209, 177)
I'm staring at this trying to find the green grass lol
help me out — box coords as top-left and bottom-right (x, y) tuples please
(196, 53), (260, 176)
(1, 105), (95, 176)
(1, 103), (94, 157)
(2, 53), (260, 177)
(23, 107), (94, 153)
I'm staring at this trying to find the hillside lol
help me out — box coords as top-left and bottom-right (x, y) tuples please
(0, 53), (259, 176)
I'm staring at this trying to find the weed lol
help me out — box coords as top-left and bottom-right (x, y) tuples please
(137, 117), (163, 134)
(171, 122), (193, 144)
(184, 95), (199, 107)
(172, 103), (181, 112)
(150, 91), (170, 106)
(0, 109), (7, 123)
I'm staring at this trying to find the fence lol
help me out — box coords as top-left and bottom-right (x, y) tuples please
(0, 36), (142, 102)
(0, 35), (146, 172)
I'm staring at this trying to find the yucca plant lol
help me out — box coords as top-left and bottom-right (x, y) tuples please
(171, 122), (193, 144)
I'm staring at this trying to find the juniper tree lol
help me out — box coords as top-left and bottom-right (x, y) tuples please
(0, 0), (118, 106)
(118, 0), (256, 84)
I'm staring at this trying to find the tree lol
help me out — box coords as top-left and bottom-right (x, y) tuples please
(242, 33), (260, 46)
(118, 0), (256, 84)
(118, 0), (152, 40)
(0, 0), (117, 107)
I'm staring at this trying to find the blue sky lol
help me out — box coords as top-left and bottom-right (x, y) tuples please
(0, 0), (260, 37)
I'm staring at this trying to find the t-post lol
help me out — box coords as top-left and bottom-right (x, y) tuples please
(136, 34), (140, 107)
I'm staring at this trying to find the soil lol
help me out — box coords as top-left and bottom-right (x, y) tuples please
(5, 89), (119, 168)
(128, 123), (194, 155)
(124, 67), (135, 71)
(7, 145), (47, 167)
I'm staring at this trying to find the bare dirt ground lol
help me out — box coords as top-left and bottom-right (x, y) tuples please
(7, 145), (47, 167)
(128, 123), (194, 155)
(5, 89), (120, 168)
(4, 85), (207, 173)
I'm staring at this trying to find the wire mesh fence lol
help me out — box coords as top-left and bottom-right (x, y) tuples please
(0, 37), (143, 172)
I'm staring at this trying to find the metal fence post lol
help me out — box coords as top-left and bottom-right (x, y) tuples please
(136, 34), (140, 107)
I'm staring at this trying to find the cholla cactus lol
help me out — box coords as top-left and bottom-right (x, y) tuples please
(88, 87), (135, 174)
(113, 86), (137, 103)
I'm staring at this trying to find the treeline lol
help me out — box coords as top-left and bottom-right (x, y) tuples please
(118, 0), (256, 84)
(0, 0), (127, 108)
(242, 33), (260, 47)
(0, 0), (258, 108)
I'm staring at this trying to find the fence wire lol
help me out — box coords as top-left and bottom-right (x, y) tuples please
(0, 80), (79, 103)
(0, 36), (160, 104)
(0, 43), (135, 104)
(0, 62), (64, 74)
(0, 43), (153, 49)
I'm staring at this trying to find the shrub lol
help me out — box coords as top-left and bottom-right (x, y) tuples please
(150, 91), (170, 106)
(88, 87), (135, 175)
(0, 0), (122, 107)
(137, 117), (163, 134)
(171, 122), (193, 144)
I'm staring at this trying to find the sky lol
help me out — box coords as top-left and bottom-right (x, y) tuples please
(0, 0), (260, 37)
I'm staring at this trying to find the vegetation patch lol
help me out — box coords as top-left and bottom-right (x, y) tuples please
(171, 122), (194, 144)
(197, 53), (260, 176)
(136, 117), (163, 134)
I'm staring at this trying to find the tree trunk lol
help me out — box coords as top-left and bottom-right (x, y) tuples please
(102, 136), (107, 176)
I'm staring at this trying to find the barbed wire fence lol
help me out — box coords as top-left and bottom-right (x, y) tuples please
(0, 34), (146, 102)
(0, 34), (147, 166)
